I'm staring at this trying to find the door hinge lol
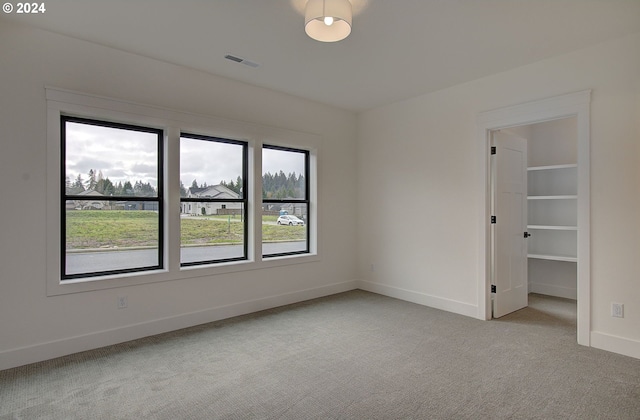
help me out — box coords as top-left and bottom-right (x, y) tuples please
(491, 285), (496, 293)
(491, 146), (496, 155)
(491, 216), (496, 224)
(524, 232), (531, 238)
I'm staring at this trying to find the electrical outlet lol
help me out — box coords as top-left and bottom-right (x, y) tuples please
(117, 296), (128, 309)
(611, 302), (624, 318)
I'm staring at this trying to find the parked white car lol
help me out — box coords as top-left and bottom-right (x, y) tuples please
(277, 215), (305, 226)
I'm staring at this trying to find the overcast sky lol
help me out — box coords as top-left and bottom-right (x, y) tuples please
(65, 122), (158, 187)
(65, 122), (306, 189)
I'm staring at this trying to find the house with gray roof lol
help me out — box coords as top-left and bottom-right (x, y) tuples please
(66, 190), (107, 211)
(181, 184), (242, 216)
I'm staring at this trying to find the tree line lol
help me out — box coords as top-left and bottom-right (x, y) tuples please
(262, 171), (305, 199)
(67, 169), (304, 199)
(184, 171), (305, 199)
(66, 169), (156, 197)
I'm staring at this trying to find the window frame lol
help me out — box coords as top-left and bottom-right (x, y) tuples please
(262, 144), (311, 258)
(179, 133), (249, 266)
(61, 116), (165, 280)
(45, 87), (320, 297)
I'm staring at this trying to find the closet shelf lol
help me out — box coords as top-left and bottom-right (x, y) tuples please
(527, 164), (577, 171)
(528, 195), (577, 200)
(528, 254), (577, 263)
(527, 160), (578, 264)
(528, 225), (577, 231)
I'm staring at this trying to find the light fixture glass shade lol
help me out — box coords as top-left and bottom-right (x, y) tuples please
(305, 0), (352, 42)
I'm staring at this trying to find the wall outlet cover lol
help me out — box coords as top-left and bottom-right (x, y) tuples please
(611, 302), (624, 318)
(117, 296), (128, 309)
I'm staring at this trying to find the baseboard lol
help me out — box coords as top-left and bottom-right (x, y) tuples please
(358, 280), (477, 318)
(590, 331), (640, 360)
(0, 280), (358, 371)
(529, 282), (577, 300)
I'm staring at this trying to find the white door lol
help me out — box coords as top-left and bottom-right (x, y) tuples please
(492, 130), (528, 318)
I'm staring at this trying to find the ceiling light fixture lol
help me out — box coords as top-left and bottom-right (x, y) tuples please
(305, 0), (352, 42)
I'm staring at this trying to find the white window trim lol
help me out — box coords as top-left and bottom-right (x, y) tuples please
(46, 87), (321, 296)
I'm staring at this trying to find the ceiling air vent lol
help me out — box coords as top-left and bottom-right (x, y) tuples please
(224, 54), (259, 68)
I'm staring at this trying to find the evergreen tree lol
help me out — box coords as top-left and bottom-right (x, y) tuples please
(260, 171), (305, 199)
(236, 175), (243, 195)
(86, 169), (97, 191)
(179, 181), (187, 197)
(122, 181), (134, 196)
(134, 180), (156, 196)
(72, 174), (85, 194)
(101, 178), (115, 196)
(220, 177), (244, 195)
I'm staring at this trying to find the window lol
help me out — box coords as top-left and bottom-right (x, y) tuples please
(48, 88), (319, 294)
(61, 116), (163, 279)
(180, 134), (248, 266)
(262, 145), (310, 257)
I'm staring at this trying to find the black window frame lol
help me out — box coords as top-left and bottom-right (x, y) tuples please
(262, 144), (311, 258)
(61, 115), (164, 280)
(179, 133), (249, 266)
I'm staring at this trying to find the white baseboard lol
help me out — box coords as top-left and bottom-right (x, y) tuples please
(0, 280), (358, 371)
(529, 282), (577, 300)
(358, 280), (478, 318)
(590, 331), (640, 360)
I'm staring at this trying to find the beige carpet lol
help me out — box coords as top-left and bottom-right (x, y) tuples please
(1, 291), (639, 419)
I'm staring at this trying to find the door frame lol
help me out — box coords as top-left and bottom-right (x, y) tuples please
(476, 90), (591, 346)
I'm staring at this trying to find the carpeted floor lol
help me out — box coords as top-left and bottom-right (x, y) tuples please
(1, 290), (639, 419)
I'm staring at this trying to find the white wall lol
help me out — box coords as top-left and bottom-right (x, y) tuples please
(0, 20), (358, 369)
(357, 32), (640, 358)
(528, 117), (577, 168)
(528, 259), (577, 300)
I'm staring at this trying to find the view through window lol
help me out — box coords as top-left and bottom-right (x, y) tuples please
(62, 116), (163, 279)
(59, 113), (314, 284)
(180, 134), (248, 265)
(262, 145), (310, 257)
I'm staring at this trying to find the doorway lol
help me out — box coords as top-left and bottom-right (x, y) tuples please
(490, 118), (579, 319)
(476, 90), (591, 346)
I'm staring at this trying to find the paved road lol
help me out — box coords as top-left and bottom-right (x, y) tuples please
(66, 242), (306, 275)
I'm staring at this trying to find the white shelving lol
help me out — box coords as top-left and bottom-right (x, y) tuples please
(528, 195), (577, 200)
(527, 164), (577, 262)
(528, 225), (577, 231)
(528, 163), (577, 171)
(528, 254), (578, 263)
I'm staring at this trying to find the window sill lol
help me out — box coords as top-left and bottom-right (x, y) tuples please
(47, 253), (320, 296)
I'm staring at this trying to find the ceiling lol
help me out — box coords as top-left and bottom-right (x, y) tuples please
(3, 0), (640, 111)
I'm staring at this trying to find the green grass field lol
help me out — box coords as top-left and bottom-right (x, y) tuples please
(66, 210), (305, 249)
